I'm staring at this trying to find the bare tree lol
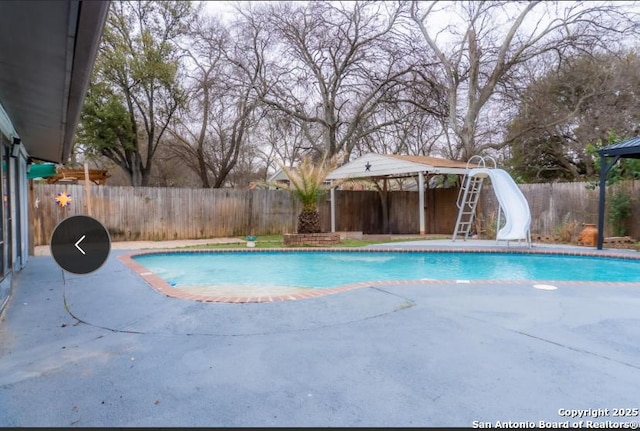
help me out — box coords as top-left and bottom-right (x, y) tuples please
(253, 109), (316, 176)
(168, 12), (265, 188)
(410, 0), (640, 161)
(249, 1), (415, 161)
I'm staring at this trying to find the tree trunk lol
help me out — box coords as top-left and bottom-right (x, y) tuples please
(297, 209), (321, 233)
(197, 147), (210, 188)
(128, 152), (148, 187)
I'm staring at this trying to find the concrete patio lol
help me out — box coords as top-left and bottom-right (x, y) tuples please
(1, 240), (640, 427)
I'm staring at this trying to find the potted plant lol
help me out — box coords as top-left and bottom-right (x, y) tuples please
(578, 223), (597, 246)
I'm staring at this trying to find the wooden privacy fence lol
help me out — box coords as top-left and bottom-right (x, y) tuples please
(32, 184), (460, 245)
(32, 180), (640, 245)
(33, 185), (300, 245)
(479, 180), (640, 239)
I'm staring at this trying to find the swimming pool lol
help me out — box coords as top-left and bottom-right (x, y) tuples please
(129, 249), (640, 290)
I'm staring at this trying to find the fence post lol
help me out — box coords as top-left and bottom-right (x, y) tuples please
(84, 162), (92, 216)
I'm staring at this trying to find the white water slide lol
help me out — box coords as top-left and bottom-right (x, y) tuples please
(470, 168), (531, 245)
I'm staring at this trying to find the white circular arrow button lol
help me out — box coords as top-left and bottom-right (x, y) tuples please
(50, 216), (111, 274)
(75, 235), (86, 255)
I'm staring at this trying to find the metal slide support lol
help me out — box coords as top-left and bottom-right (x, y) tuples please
(452, 174), (485, 241)
(452, 155), (496, 241)
(452, 176), (472, 241)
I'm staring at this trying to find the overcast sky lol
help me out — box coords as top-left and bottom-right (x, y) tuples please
(200, 0), (244, 20)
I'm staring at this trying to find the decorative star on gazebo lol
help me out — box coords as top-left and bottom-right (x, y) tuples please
(365, 162), (372, 171)
(54, 192), (72, 207)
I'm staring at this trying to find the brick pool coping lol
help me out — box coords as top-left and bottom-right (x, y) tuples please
(118, 247), (640, 303)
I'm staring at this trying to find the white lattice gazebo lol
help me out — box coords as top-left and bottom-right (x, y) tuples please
(326, 153), (475, 235)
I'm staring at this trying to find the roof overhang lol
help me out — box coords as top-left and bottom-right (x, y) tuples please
(0, 0), (109, 163)
(327, 153), (473, 181)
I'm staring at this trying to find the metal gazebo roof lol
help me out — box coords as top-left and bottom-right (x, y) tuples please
(596, 136), (640, 249)
(598, 136), (640, 158)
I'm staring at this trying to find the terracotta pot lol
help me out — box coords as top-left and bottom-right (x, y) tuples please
(578, 223), (598, 247)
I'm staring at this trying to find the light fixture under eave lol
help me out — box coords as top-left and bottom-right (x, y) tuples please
(0, 100), (18, 141)
(10, 137), (21, 158)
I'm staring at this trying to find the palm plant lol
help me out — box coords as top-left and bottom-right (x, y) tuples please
(277, 153), (341, 234)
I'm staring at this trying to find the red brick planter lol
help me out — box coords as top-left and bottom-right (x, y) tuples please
(283, 232), (341, 247)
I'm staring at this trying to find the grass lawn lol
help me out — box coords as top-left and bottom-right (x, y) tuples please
(178, 235), (640, 251)
(181, 234), (438, 249)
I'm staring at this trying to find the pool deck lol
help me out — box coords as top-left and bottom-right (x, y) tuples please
(2, 239), (640, 427)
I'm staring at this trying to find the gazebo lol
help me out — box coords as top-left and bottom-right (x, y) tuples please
(596, 137), (640, 249)
(326, 153), (475, 235)
(45, 167), (111, 185)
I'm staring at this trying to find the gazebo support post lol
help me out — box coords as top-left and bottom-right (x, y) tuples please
(330, 184), (336, 233)
(597, 154), (620, 250)
(418, 172), (425, 235)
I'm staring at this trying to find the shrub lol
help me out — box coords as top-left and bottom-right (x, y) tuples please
(608, 189), (632, 236)
(555, 218), (578, 243)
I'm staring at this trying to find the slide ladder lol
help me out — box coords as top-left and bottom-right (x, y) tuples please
(452, 156), (495, 241)
(453, 156), (532, 247)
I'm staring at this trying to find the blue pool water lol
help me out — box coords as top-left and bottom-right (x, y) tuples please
(132, 251), (640, 288)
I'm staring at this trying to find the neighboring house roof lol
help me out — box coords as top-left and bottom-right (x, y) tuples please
(267, 169), (289, 183)
(327, 153), (475, 180)
(0, 1), (110, 163)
